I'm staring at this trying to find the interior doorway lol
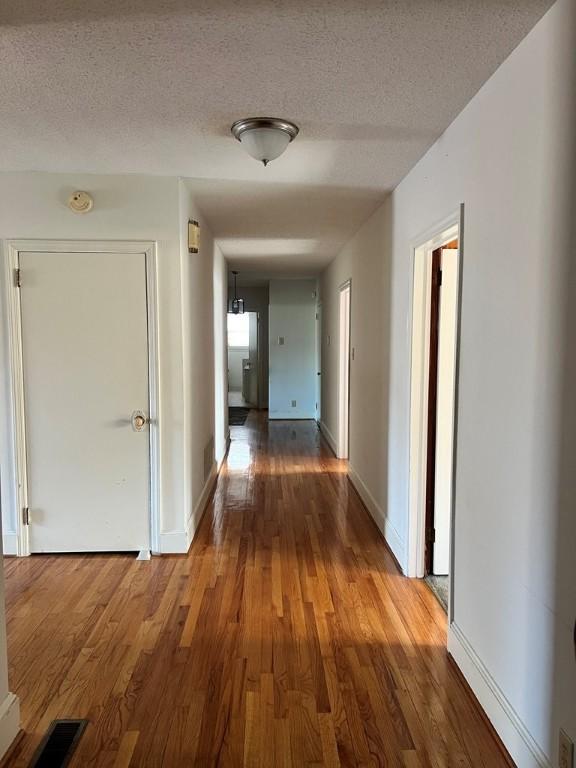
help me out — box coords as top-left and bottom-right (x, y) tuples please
(337, 281), (351, 459)
(408, 212), (462, 618)
(227, 311), (259, 424)
(424, 240), (459, 610)
(315, 303), (322, 424)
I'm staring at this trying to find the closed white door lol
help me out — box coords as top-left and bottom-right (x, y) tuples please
(433, 248), (459, 574)
(20, 250), (150, 553)
(315, 304), (322, 423)
(246, 312), (259, 406)
(338, 284), (351, 459)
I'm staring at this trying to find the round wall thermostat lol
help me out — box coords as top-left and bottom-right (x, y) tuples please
(68, 191), (93, 213)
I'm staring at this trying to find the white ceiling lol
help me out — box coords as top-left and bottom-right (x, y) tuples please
(1, 0), (553, 274)
(186, 178), (384, 274)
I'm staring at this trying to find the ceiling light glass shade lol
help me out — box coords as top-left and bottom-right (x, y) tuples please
(231, 117), (299, 166)
(239, 127), (291, 165)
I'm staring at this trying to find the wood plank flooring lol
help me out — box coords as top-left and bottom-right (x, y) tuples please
(2, 413), (511, 767)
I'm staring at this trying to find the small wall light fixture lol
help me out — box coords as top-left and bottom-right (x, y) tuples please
(188, 219), (200, 253)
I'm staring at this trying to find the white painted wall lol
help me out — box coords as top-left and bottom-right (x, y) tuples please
(212, 244), (229, 466)
(269, 280), (317, 420)
(321, 0), (576, 763)
(228, 347), (248, 390)
(0, 545), (18, 760)
(320, 205), (400, 554)
(0, 174), (220, 555)
(0, 173), (189, 553)
(179, 181), (217, 546)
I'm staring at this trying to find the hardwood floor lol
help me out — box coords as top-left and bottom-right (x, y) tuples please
(3, 413), (511, 767)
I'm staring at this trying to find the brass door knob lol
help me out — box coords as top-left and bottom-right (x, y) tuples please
(131, 410), (149, 432)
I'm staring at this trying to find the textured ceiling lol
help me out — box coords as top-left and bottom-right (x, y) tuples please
(1, 0), (553, 273)
(186, 179), (383, 275)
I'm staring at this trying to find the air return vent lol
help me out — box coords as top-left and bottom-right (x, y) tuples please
(30, 719), (88, 767)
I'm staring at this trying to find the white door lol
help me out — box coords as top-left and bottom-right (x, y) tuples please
(247, 312), (259, 406)
(338, 283), (351, 459)
(315, 304), (322, 423)
(19, 250), (150, 553)
(433, 248), (459, 574)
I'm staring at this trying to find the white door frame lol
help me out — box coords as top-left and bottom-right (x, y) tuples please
(315, 301), (322, 424)
(337, 280), (351, 459)
(407, 207), (464, 621)
(3, 239), (161, 557)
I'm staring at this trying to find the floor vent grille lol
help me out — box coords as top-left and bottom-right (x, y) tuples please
(30, 719), (88, 767)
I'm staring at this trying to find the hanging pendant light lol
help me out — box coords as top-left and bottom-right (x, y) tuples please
(229, 271), (245, 315)
(231, 117), (299, 166)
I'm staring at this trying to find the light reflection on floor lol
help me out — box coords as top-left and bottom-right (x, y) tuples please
(226, 438), (253, 471)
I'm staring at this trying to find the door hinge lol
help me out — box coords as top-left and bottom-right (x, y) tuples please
(426, 527), (436, 543)
(22, 507), (30, 526)
(438, 269), (442, 287)
(14, 267), (21, 288)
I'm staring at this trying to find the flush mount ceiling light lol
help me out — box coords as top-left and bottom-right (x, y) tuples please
(231, 117), (299, 166)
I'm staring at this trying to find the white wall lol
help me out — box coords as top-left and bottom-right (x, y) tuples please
(212, 244), (229, 466)
(269, 280), (317, 420)
(0, 172), (189, 552)
(320, 0), (576, 764)
(320, 205), (399, 551)
(0, 174), (220, 555)
(227, 346), (248, 390)
(0, 542), (18, 760)
(179, 181), (218, 546)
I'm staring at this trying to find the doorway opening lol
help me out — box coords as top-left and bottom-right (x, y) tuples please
(227, 311), (259, 425)
(315, 302), (322, 424)
(337, 281), (351, 459)
(408, 211), (462, 619)
(424, 238), (459, 611)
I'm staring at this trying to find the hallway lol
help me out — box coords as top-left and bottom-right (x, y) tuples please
(3, 414), (510, 767)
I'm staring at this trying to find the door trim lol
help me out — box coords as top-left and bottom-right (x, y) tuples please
(3, 239), (160, 556)
(407, 207), (463, 626)
(423, 247), (442, 575)
(337, 279), (351, 460)
(315, 301), (322, 425)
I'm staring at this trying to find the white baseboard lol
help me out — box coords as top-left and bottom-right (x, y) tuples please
(2, 534), (18, 556)
(269, 412), (316, 420)
(158, 463), (219, 554)
(347, 464), (406, 571)
(449, 622), (552, 768)
(0, 692), (19, 761)
(319, 421), (338, 456)
(187, 462), (218, 543)
(216, 432), (231, 471)
(159, 529), (190, 554)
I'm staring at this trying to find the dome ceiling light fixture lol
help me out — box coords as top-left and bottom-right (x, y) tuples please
(231, 117), (299, 166)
